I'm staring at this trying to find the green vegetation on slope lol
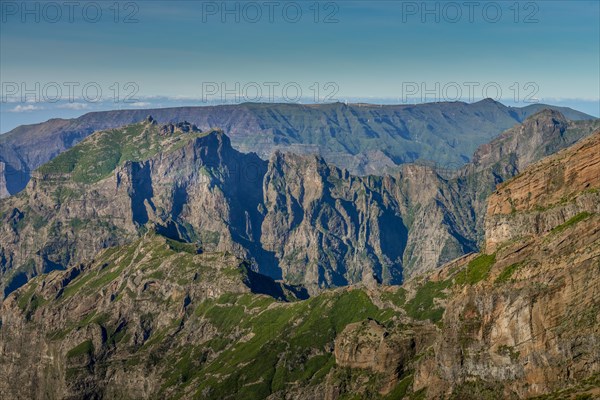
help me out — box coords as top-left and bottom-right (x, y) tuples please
(404, 279), (451, 323)
(380, 287), (407, 308)
(550, 212), (592, 235)
(185, 289), (396, 399)
(37, 122), (209, 184)
(10, 231), (433, 399)
(495, 262), (524, 284)
(454, 253), (496, 285)
(66, 340), (94, 358)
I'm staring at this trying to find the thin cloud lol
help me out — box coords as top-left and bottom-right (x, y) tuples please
(8, 105), (43, 112)
(57, 102), (89, 110)
(129, 102), (152, 108)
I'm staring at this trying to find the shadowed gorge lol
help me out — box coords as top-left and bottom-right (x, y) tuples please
(1, 131), (599, 399)
(2, 1), (599, 397)
(0, 103), (599, 400)
(1, 112), (598, 299)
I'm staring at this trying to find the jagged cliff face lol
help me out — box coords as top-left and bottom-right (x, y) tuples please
(0, 162), (8, 198)
(455, 109), (600, 244)
(367, 110), (599, 279)
(261, 153), (404, 287)
(0, 120), (412, 295)
(1, 112), (598, 297)
(485, 130), (600, 251)
(0, 132), (599, 399)
(412, 132), (600, 399)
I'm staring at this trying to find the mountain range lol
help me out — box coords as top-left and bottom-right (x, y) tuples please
(0, 107), (598, 298)
(0, 99), (599, 399)
(0, 100), (595, 197)
(1, 119), (598, 399)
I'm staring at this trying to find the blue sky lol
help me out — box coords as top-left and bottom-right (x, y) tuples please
(1, 0), (599, 132)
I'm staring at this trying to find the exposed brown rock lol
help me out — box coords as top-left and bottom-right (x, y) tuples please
(0, 161), (9, 198)
(334, 319), (405, 394)
(414, 131), (600, 399)
(485, 131), (600, 252)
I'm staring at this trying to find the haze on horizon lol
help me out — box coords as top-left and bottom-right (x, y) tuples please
(0, 0), (598, 132)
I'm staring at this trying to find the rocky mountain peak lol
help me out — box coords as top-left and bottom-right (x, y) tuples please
(158, 120), (201, 136)
(471, 109), (573, 170)
(269, 150), (327, 174)
(521, 107), (568, 129)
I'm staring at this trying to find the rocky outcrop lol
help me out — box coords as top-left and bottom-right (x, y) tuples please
(456, 109), (600, 245)
(413, 132), (600, 399)
(159, 120), (201, 135)
(472, 109), (570, 171)
(0, 162), (8, 198)
(334, 319), (435, 394)
(0, 121), (403, 294)
(485, 131), (600, 252)
(0, 120), (461, 295)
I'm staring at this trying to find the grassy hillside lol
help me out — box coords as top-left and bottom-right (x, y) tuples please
(37, 121), (211, 184)
(5, 232), (440, 399)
